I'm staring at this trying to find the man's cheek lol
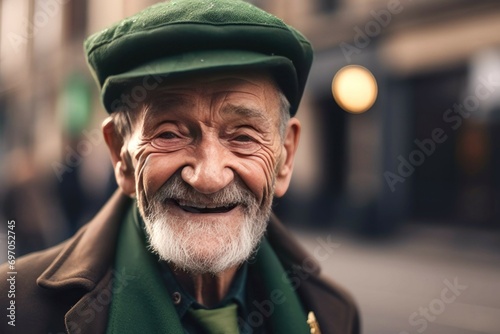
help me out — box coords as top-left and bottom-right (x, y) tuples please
(140, 153), (179, 196)
(257, 150), (279, 191)
(239, 157), (276, 202)
(134, 164), (161, 211)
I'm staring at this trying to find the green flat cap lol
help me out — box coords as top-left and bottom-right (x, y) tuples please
(84, 0), (313, 116)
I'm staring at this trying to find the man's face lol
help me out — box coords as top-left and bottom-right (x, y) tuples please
(106, 71), (299, 274)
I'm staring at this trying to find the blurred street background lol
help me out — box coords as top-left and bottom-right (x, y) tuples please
(295, 225), (500, 334)
(1, 0), (500, 333)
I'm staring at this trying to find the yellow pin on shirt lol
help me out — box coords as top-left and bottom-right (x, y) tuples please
(307, 311), (322, 334)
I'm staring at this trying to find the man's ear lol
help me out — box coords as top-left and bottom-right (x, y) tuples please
(102, 117), (136, 197)
(274, 118), (301, 198)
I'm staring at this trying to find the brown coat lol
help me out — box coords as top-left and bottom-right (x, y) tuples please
(0, 191), (360, 334)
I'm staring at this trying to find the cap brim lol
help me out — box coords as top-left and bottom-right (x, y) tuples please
(102, 49), (298, 114)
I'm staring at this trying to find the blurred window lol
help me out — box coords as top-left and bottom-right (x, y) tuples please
(64, 0), (87, 41)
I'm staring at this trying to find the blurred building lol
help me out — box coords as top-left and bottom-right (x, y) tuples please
(271, 0), (500, 234)
(1, 0), (500, 253)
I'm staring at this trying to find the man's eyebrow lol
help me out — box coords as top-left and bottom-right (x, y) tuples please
(221, 104), (267, 120)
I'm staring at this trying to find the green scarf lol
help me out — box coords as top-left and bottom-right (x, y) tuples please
(106, 206), (310, 333)
(250, 238), (310, 333)
(106, 206), (184, 333)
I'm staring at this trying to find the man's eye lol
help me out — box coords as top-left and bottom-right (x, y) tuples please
(233, 135), (254, 142)
(158, 132), (178, 139)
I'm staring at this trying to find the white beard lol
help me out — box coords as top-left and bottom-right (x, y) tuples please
(139, 175), (272, 275)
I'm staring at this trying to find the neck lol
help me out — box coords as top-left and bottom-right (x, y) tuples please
(170, 265), (239, 307)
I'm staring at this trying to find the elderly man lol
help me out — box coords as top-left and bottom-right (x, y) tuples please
(0, 0), (359, 333)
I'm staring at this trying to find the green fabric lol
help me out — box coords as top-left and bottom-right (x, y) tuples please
(187, 303), (239, 334)
(83, 0), (313, 116)
(106, 206), (184, 334)
(252, 238), (311, 334)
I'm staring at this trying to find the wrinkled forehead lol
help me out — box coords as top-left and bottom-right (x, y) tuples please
(140, 69), (282, 117)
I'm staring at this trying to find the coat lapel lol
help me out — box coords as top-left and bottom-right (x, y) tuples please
(36, 190), (132, 333)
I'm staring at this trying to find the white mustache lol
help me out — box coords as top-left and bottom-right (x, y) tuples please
(147, 174), (257, 213)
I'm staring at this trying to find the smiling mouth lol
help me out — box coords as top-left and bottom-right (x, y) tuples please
(172, 200), (238, 214)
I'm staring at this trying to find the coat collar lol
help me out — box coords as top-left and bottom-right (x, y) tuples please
(266, 214), (321, 276)
(37, 190), (132, 291)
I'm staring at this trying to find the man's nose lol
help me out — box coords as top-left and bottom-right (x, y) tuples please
(181, 136), (234, 194)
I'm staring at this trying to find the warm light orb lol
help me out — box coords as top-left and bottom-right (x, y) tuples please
(331, 65), (378, 114)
